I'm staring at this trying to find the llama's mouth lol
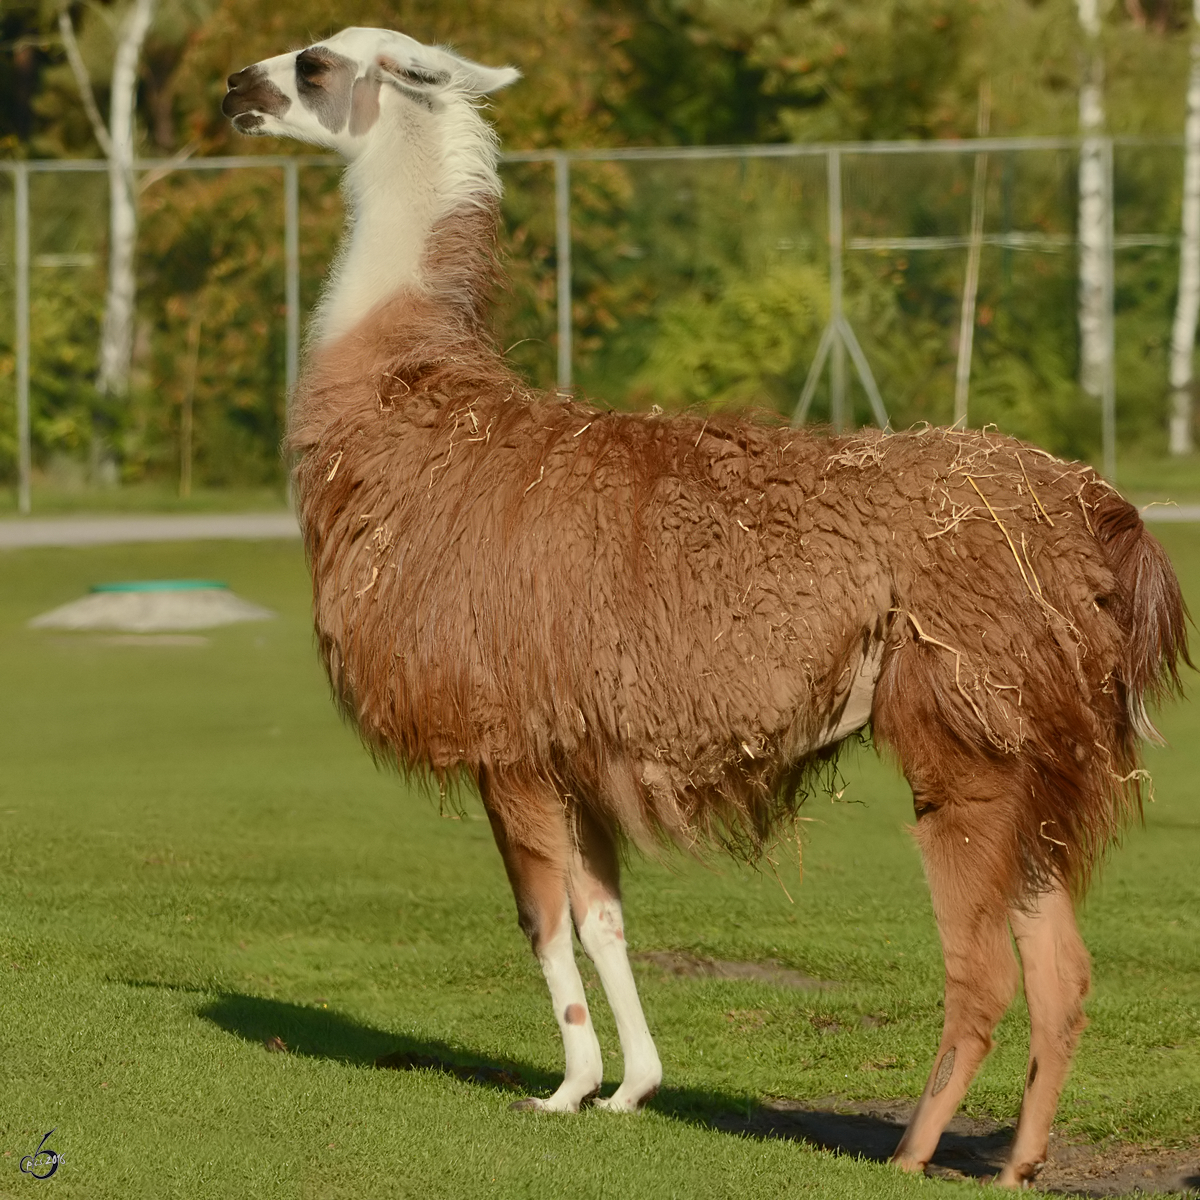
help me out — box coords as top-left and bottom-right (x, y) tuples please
(230, 112), (266, 133)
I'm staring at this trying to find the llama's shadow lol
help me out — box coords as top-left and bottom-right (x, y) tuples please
(184, 987), (1013, 1178)
(192, 990), (561, 1096)
(681, 1097), (1012, 1182)
(126, 983), (1198, 1195)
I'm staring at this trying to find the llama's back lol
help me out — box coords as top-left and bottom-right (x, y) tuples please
(293, 314), (1186, 875)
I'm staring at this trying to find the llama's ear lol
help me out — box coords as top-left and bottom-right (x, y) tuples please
(376, 55), (453, 97)
(445, 56), (521, 96)
(377, 50), (518, 99)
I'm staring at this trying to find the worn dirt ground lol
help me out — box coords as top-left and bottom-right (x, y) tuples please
(710, 1096), (1200, 1197)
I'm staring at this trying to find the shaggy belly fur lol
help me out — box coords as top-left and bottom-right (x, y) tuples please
(293, 297), (1140, 871)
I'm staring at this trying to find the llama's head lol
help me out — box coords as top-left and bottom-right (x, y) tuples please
(225, 29), (518, 340)
(222, 27), (518, 159)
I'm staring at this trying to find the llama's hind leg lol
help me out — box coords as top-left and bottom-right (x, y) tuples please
(567, 807), (662, 1112)
(999, 884), (1090, 1188)
(892, 797), (1021, 1173)
(480, 769), (603, 1112)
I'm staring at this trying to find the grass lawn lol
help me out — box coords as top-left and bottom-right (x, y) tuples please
(1114, 452), (1200, 507)
(0, 481), (289, 518)
(0, 531), (1197, 1199)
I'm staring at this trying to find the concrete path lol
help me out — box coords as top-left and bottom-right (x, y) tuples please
(0, 511), (300, 550)
(1138, 503), (1200, 522)
(0, 503), (1196, 551)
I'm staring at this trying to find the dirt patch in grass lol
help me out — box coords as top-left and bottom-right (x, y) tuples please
(709, 1096), (1200, 1196)
(632, 950), (835, 990)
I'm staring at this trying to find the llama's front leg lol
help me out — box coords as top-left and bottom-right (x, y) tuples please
(481, 772), (603, 1112)
(999, 884), (1090, 1188)
(569, 808), (662, 1112)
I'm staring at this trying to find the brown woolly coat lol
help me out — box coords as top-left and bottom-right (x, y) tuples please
(291, 206), (1187, 898)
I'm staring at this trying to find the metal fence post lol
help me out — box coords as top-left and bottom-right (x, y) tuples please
(282, 159), (300, 507)
(283, 158), (300, 416)
(1101, 137), (1117, 483)
(15, 162), (31, 515)
(827, 148), (847, 432)
(554, 153), (573, 393)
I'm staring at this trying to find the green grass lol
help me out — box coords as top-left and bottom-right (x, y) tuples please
(0, 532), (1197, 1199)
(0, 481), (289, 517)
(1112, 451), (1200, 506)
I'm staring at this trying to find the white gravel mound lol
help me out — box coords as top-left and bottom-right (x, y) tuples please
(29, 581), (275, 633)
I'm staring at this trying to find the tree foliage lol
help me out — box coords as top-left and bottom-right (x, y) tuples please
(2, 0), (1199, 491)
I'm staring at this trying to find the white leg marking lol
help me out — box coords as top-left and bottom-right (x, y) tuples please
(576, 897), (662, 1111)
(523, 900), (603, 1112)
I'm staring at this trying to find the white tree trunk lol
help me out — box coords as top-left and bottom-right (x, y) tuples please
(96, 0), (157, 398)
(1077, 0), (1110, 404)
(1169, 0), (1200, 456)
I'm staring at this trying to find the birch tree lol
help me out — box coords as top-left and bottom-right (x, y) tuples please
(1169, 0), (1200, 456)
(1076, 0), (1113, 412)
(59, 0), (158, 399)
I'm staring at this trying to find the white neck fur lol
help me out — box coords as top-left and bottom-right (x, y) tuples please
(311, 91), (503, 345)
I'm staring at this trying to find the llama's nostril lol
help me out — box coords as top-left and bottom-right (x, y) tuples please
(222, 65), (290, 125)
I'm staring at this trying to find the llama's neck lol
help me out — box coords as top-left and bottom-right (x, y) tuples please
(312, 98), (503, 345)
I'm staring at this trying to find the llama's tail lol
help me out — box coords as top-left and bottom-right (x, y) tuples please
(1090, 488), (1191, 743)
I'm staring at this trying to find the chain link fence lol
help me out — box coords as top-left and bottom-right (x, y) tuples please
(0, 136), (1188, 512)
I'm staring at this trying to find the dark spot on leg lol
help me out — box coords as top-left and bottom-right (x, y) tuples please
(509, 1097), (542, 1112)
(564, 1003), (586, 1026)
(1026, 1056), (1039, 1089)
(932, 1046), (956, 1095)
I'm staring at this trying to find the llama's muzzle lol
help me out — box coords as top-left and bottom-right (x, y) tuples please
(223, 65), (291, 132)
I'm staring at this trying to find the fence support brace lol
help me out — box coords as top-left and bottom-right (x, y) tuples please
(793, 148), (890, 432)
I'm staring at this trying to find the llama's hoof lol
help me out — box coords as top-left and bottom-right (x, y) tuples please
(509, 1088), (594, 1114)
(593, 1084), (658, 1113)
(996, 1162), (1042, 1190)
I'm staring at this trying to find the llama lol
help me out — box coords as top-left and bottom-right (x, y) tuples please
(224, 30), (1189, 1187)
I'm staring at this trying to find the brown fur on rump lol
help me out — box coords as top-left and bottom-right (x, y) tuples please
(291, 199), (1189, 902)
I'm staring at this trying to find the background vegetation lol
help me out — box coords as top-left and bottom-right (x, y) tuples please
(3, 0), (1200, 499)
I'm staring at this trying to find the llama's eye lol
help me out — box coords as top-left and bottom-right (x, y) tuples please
(296, 53), (325, 84)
